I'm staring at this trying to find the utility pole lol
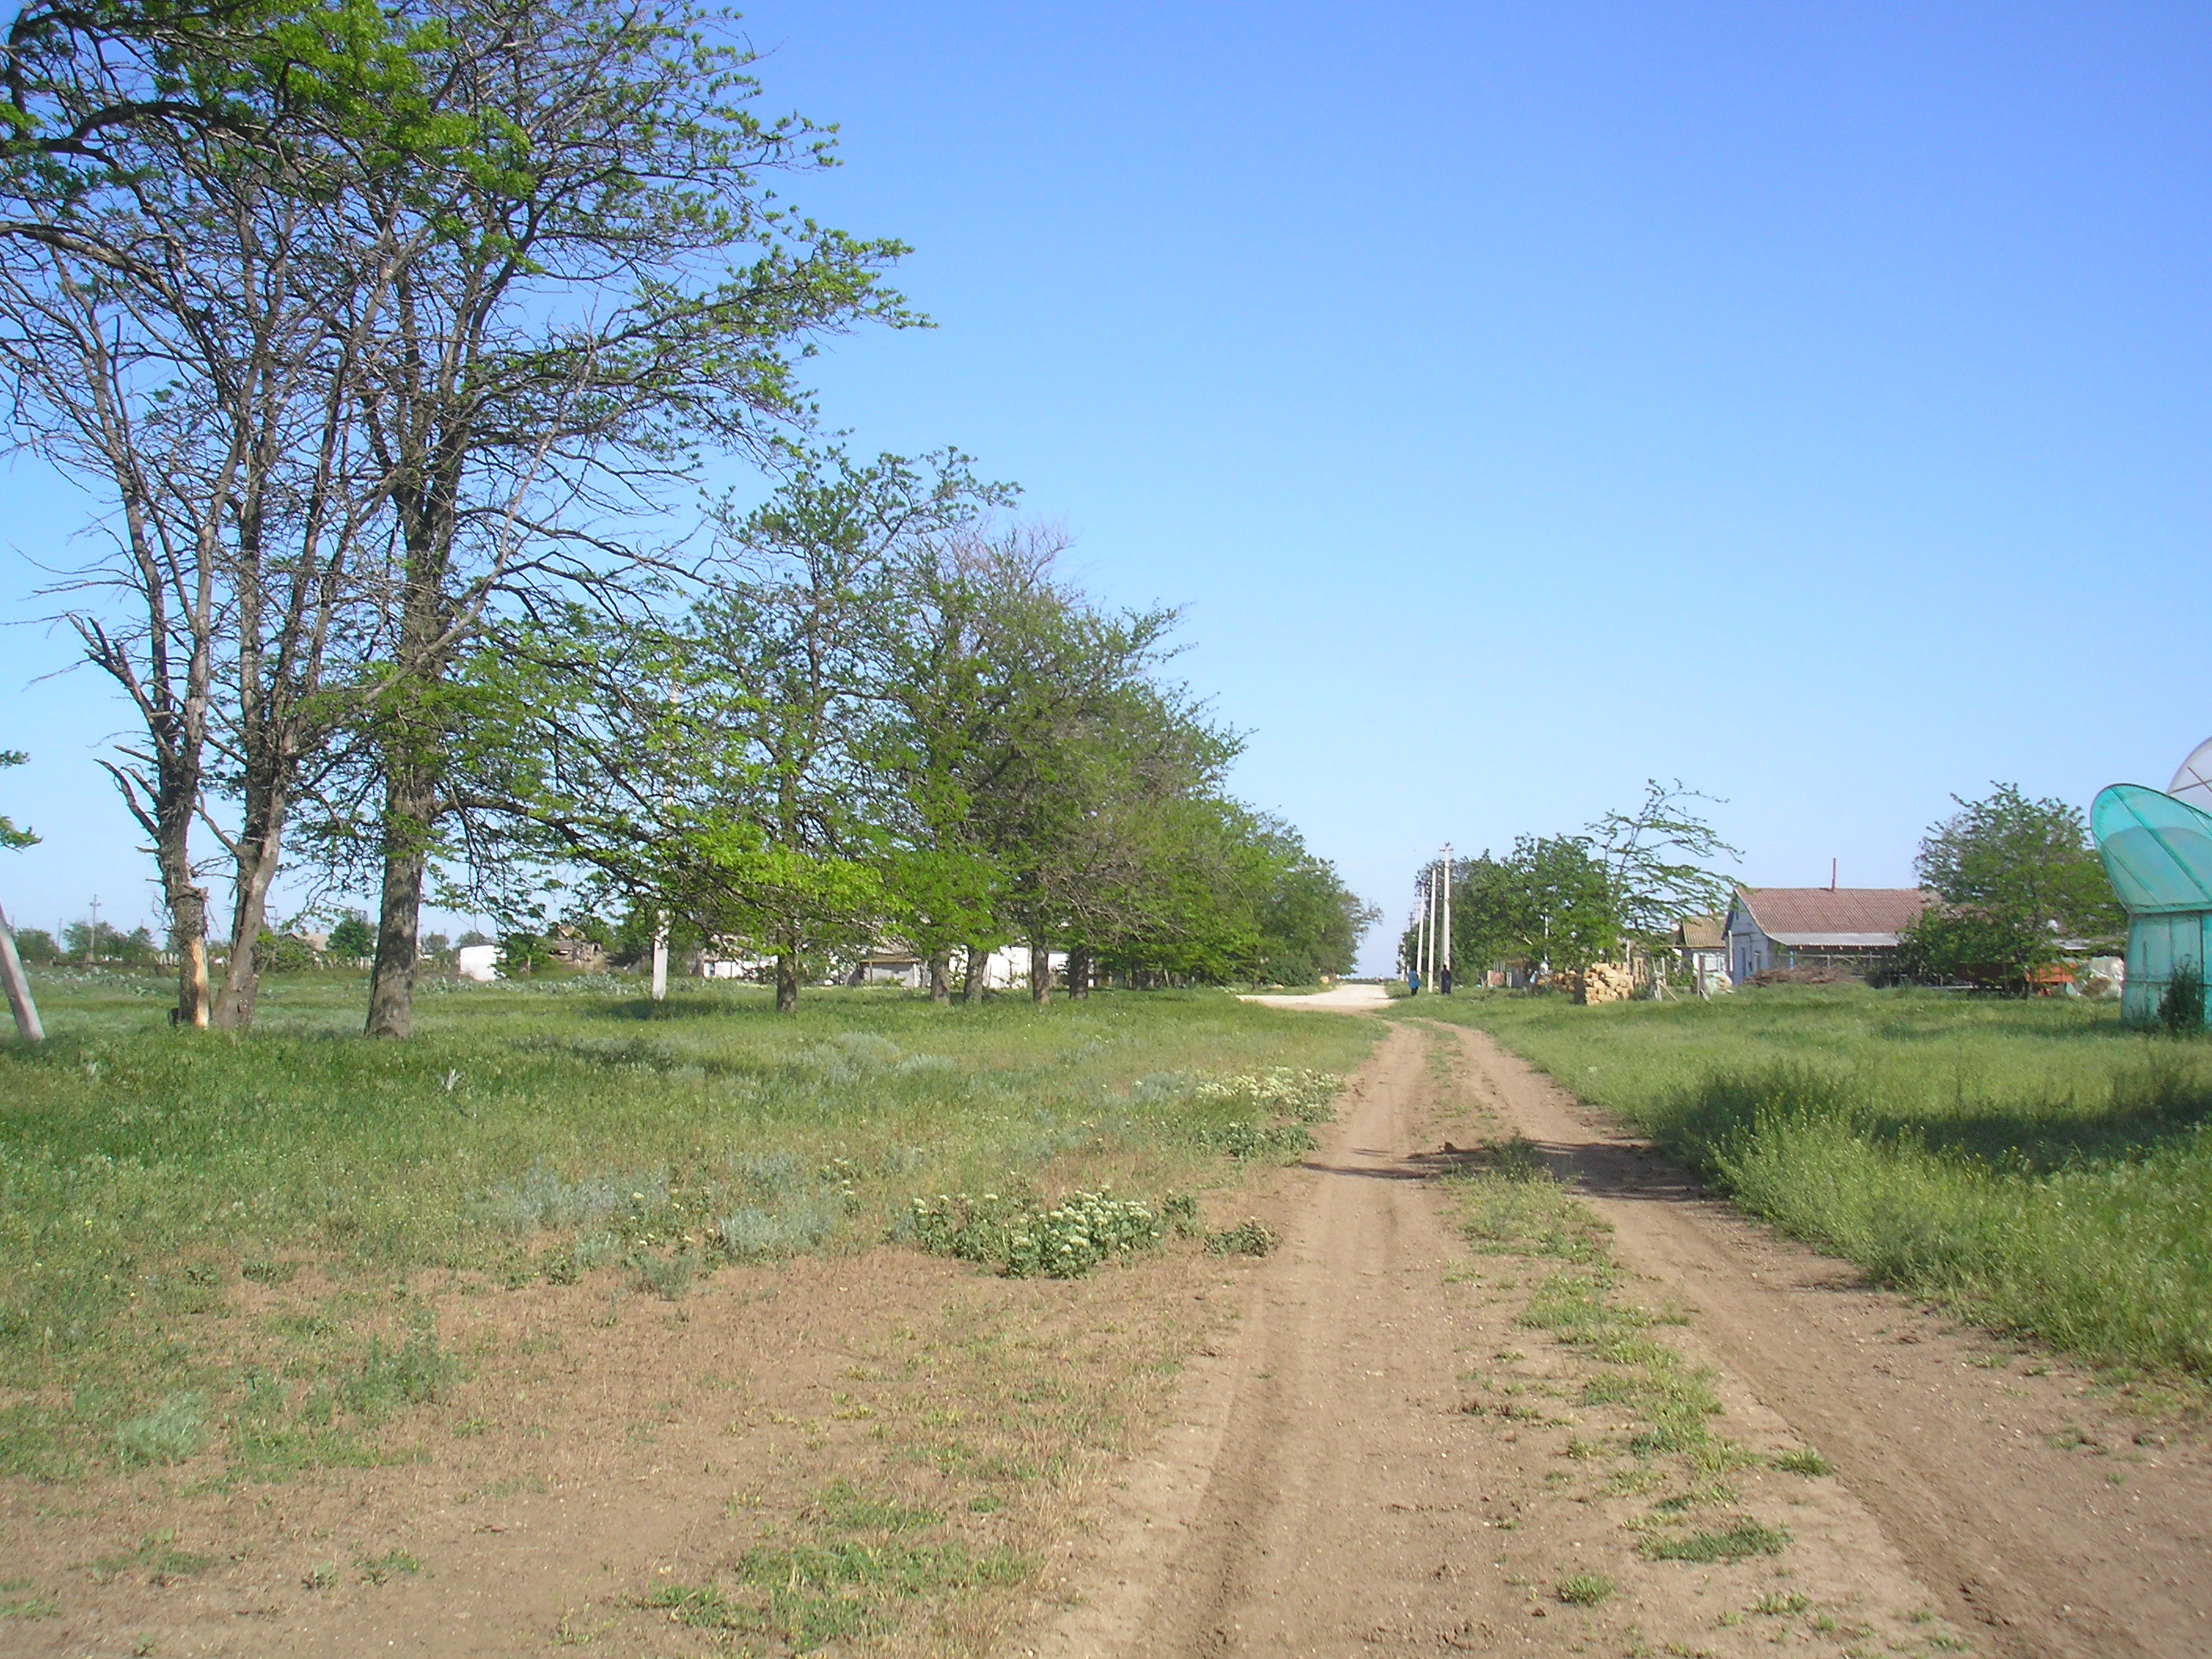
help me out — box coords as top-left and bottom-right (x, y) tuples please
(1441, 843), (1453, 993)
(86, 893), (101, 959)
(0, 899), (44, 1042)
(1413, 873), (1427, 987)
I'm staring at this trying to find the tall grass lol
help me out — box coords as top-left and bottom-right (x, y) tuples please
(1414, 987), (2212, 1379)
(0, 972), (1374, 1477)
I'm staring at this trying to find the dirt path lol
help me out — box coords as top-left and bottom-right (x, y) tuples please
(1013, 1018), (2212, 1659)
(1016, 1024), (1948, 1657)
(1445, 1022), (2212, 1659)
(1237, 983), (1394, 1012)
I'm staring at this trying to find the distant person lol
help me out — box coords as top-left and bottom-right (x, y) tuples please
(1407, 969), (1421, 995)
(1440, 965), (1453, 995)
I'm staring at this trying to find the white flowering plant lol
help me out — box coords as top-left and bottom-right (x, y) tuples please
(908, 1188), (1162, 1279)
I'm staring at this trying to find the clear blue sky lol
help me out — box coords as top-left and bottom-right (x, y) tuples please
(6, 2), (2211, 972)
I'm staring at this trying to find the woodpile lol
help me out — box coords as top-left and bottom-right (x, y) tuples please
(1553, 962), (1636, 1005)
(1580, 962), (1636, 1005)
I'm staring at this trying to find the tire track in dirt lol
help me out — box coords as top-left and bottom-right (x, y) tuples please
(1017, 1020), (1973, 1659)
(1448, 1020), (2212, 1659)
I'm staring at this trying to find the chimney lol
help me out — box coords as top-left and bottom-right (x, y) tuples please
(1830, 858), (1837, 892)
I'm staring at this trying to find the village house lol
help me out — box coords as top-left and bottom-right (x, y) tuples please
(1724, 886), (1934, 981)
(1672, 914), (1727, 993)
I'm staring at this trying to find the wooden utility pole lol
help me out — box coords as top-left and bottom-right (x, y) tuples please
(0, 899), (45, 1043)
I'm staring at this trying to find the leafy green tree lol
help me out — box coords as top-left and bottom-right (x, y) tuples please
(325, 913), (375, 958)
(1899, 782), (2121, 987)
(353, 0), (917, 1038)
(9, 927), (60, 965)
(1250, 821), (1375, 983)
(68, 919), (156, 963)
(1591, 779), (1741, 944)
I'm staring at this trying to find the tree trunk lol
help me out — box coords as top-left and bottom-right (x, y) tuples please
(1029, 933), (1051, 1005)
(928, 950), (951, 1005)
(1067, 945), (1092, 1001)
(0, 899), (45, 1043)
(775, 943), (800, 1013)
(211, 775), (287, 1030)
(171, 888), (210, 1030)
(364, 756), (435, 1039)
(961, 943), (989, 1005)
(148, 770), (211, 1030)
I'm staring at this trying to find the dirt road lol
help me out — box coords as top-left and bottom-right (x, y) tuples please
(1015, 1018), (2212, 1659)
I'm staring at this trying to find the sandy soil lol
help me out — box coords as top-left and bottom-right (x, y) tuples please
(1007, 1018), (2212, 1659)
(1237, 983), (1394, 1013)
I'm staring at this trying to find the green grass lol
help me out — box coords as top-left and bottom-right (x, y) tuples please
(1413, 987), (2212, 1381)
(1640, 1518), (1791, 1562)
(1447, 1137), (1737, 1468)
(648, 1478), (1029, 1652)
(0, 971), (1373, 1481)
(1555, 1572), (1616, 1606)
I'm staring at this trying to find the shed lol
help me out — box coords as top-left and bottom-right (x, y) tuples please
(1724, 887), (1933, 982)
(1672, 914), (1726, 993)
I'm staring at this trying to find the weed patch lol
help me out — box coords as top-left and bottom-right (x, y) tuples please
(906, 1189), (1163, 1278)
(1555, 1572), (1616, 1605)
(1641, 1518), (1791, 1562)
(1204, 1218), (1279, 1257)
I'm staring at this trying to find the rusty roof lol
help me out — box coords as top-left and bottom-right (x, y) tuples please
(1734, 887), (1934, 943)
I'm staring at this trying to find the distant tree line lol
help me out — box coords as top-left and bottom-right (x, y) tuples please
(0, 0), (1371, 1028)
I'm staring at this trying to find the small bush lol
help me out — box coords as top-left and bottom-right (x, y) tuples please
(1196, 1119), (1316, 1161)
(908, 1189), (1161, 1278)
(1203, 1218), (1278, 1257)
(2160, 961), (2205, 1036)
(342, 1315), (459, 1422)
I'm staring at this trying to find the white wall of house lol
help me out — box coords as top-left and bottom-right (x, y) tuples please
(1723, 899), (1771, 983)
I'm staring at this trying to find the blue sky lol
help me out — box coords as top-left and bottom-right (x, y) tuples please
(6, 2), (2212, 971)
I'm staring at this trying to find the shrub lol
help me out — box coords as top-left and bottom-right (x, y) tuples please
(1203, 1218), (1278, 1257)
(2159, 961), (2205, 1036)
(907, 1189), (1162, 1278)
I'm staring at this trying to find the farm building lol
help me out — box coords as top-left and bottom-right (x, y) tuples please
(1723, 887), (1934, 981)
(1672, 914), (1727, 993)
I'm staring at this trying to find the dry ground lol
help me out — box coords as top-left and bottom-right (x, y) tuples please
(6, 1010), (2207, 1658)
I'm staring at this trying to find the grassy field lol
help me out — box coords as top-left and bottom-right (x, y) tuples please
(1406, 986), (2212, 1384)
(0, 971), (1375, 1485)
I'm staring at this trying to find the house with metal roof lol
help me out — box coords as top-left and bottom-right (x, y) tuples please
(1723, 887), (1935, 982)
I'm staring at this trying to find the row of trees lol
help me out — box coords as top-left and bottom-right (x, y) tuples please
(1408, 782), (1741, 978)
(2, 0), (1372, 1028)
(456, 452), (1376, 1005)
